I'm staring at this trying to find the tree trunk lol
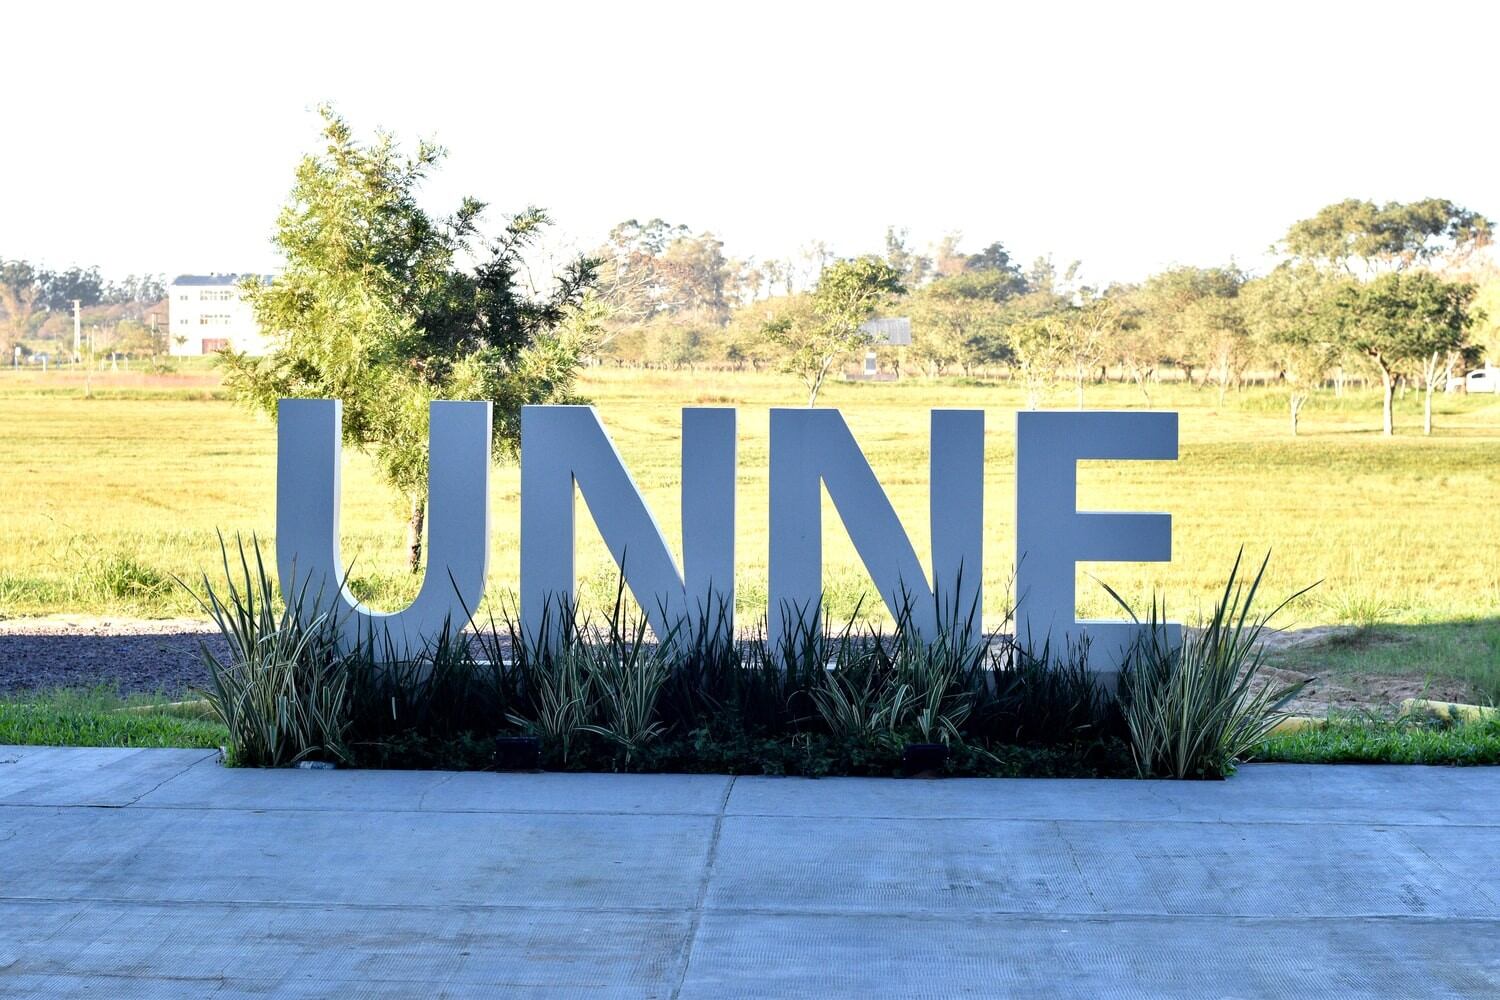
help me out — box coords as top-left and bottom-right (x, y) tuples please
(407, 496), (426, 573)
(1424, 384), (1434, 436)
(1378, 364), (1394, 437)
(1076, 377), (1085, 409)
(807, 356), (836, 406)
(1129, 366), (1152, 406)
(1290, 392), (1305, 437)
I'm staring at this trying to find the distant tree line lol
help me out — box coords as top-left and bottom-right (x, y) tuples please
(0, 261), (168, 362)
(587, 199), (1497, 435)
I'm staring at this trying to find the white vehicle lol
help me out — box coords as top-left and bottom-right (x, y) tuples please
(1445, 367), (1498, 394)
(1466, 367), (1498, 394)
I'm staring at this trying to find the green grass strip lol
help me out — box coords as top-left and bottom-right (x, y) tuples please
(1256, 717), (1500, 766)
(0, 687), (227, 749)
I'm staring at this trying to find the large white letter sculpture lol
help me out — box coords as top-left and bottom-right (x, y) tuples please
(768, 408), (983, 646)
(1014, 410), (1180, 677)
(276, 399), (492, 659)
(519, 406), (735, 649)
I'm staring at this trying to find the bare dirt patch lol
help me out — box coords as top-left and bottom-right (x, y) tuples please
(1254, 625), (1473, 717)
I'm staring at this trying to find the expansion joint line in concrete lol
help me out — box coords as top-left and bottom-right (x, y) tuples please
(671, 775), (735, 1000)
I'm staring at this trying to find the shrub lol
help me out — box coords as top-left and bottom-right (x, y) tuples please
(185, 535), (351, 767)
(1111, 551), (1310, 779)
(87, 552), (173, 604)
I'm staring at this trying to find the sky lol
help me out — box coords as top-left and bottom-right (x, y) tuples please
(4, 0), (1498, 288)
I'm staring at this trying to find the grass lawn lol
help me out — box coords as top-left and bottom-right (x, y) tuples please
(1256, 715), (1500, 766)
(0, 687), (226, 749)
(1, 365), (1497, 697)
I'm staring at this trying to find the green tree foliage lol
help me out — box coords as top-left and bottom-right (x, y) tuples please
(1007, 313), (1066, 409)
(0, 261), (168, 363)
(1284, 198), (1493, 273)
(38, 266), (106, 311)
(1473, 278), (1500, 364)
(762, 256), (904, 405)
(900, 240), (1034, 377)
(931, 267), (1029, 306)
(1101, 285), (1163, 403)
(1056, 291), (1121, 407)
(964, 241), (1030, 299)
(907, 276), (1010, 376)
(1331, 271), (1479, 436)
(1007, 258), (1118, 405)
(1138, 266), (1247, 403)
(221, 107), (597, 571)
(102, 275), (167, 306)
(906, 295), (983, 376)
(1241, 265), (1348, 435)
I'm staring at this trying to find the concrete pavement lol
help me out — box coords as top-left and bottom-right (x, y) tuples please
(0, 746), (1497, 997)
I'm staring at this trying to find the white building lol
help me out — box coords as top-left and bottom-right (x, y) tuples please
(167, 274), (273, 356)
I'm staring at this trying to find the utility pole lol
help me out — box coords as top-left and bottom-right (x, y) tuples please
(72, 300), (81, 365)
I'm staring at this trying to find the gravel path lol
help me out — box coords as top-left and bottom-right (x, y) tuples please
(0, 617), (228, 695)
(0, 617), (1474, 714)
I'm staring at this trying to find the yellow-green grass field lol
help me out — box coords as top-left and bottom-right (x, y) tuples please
(2, 367), (1498, 697)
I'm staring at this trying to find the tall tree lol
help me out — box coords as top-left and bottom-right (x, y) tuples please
(1242, 265), (1347, 435)
(222, 107), (597, 571)
(38, 266), (105, 311)
(964, 241), (1029, 297)
(1057, 291), (1119, 408)
(1107, 288), (1162, 404)
(884, 226), (931, 287)
(932, 232), (967, 278)
(1007, 313), (1066, 410)
(0, 261), (42, 359)
(1284, 198), (1492, 274)
(1331, 271), (1478, 436)
(1138, 265), (1245, 396)
(927, 265), (1028, 307)
(596, 219), (729, 323)
(761, 256), (904, 405)
(104, 274), (167, 305)
(907, 286), (1004, 376)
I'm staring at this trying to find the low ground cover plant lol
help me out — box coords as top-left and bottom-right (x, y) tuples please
(181, 537), (1316, 779)
(1255, 711), (1500, 765)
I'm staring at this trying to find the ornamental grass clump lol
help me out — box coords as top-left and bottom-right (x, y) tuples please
(184, 535), (352, 767)
(1112, 551), (1311, 779)
(505, 583), (678, 765)
(504, 597), (598, 764)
